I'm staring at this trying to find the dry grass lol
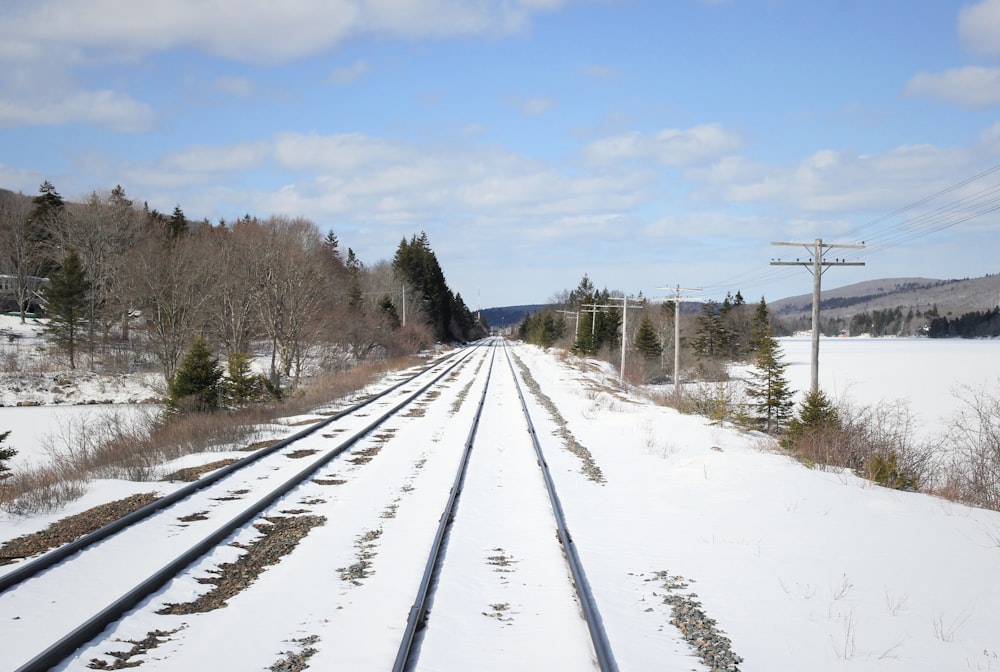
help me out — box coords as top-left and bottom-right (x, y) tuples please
(1, 354), (426, 514)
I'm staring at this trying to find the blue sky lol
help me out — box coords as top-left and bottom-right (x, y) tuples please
(2, 0), (999, 308)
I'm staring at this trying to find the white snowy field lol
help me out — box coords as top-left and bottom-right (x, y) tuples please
(778, 335), (1000, 438)
(0, 336), (999, 670)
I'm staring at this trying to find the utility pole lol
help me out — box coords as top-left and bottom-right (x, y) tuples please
(656, 284), (701, 397)
(609, 295), (642, 385)
(366, 286), (407, 326)
(556, 310), (581, 340)
(771, 238), (865, 393)
(581, 303), (606, 336)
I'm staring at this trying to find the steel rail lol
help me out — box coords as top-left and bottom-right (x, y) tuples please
(393, 338), (618, 671)
(14, 343), (486, 672)
(392, 339), (497, 672)
(0, 346), (469, 596)
(500, 339), (619, 672)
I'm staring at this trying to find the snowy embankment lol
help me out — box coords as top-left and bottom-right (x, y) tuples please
(513, 343), (1000, 671)
(1, 327), (998, 670)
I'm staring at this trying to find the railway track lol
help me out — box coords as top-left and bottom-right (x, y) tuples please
(393, 338), (617, 671)
(1, 337), (617, 671)
(0, 344), (482, 671)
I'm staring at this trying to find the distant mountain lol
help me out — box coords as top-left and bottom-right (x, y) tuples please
(480, 304), (550, 330)
(770, 274), (1000, 320)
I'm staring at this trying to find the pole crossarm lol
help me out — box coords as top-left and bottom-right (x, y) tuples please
(770, 238), (866, 393)
(556, 309), (581, 339)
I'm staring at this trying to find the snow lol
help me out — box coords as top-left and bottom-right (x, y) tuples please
(1, 336), (999, 670)
(778, 335), (1000, 439)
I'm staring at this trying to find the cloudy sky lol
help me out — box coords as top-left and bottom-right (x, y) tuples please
(2, 0), (999, 307)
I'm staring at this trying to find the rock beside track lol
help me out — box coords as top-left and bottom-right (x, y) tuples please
(654, 571), (743, 672)
(0, 492), (160, 565)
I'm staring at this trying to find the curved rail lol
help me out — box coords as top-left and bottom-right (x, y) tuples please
(392, 338), (618, 671)
(0, 347), (469, 596)
(12, 344), (484, 672)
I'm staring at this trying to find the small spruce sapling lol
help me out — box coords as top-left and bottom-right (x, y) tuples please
(0, 430), (16, 481)
(167, 335), (223, 413)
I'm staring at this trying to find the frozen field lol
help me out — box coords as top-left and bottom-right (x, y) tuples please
(778, 336), (1000, 440)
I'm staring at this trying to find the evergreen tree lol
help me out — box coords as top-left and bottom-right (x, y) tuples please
(224, 351), (272, 407)
(568, 274), (596, 307)
(392, 232), (459, 341)
(378, 293), (401, 330)
(168, 205), (188, 238)
(345, 248), (363, 308)
(691, 300), (732, 359)
(744, 335), (794, 434)
(746, 296), (772, 357)
(782, 388), (840, 448)
(0, 430), (16, 481)
(29, 181), (65, 277)
(323, 231), (341, 261)
(167, 335), (223, 413)
(42, 250), (90, 369)
(634, 313), (663, 360)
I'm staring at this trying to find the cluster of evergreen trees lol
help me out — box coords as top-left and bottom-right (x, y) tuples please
(926, 307), (1000, 338)
(392, 233), (481, 343)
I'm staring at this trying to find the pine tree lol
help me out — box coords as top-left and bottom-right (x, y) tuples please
(746, 296), (772, 357)
(167, 335), (223, 413)
(30, 181), (64, 277)
(42, 250), (90, 369)
(782, 388), (840, 448)
(0, 430), (16, 481)
(744, 335), (794, 434)
(634, 313), (663, 360)
(691, 300), (731, 359)
(168, 205), (188, 238)
(223, 352), (272, 408)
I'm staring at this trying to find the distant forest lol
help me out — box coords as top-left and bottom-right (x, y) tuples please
(926, 308), (1000, 338)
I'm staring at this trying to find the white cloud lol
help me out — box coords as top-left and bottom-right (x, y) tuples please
(580, 64), (617, 80)
(208, 76), (258, 97)
(958, 0), (1000, 57)
(691, 143), (976, 213)
(512, 96), (555, 116)
(0, 89), (156, 132)
(160, 142), (271, 173)
(273, 132), (415, 172)
(0, 162), (46, 194)
(0, 0), (570, 67)
(904, 66), (1000, 108)
(328, 60), (373, 85)
(582, 123), (743, 167)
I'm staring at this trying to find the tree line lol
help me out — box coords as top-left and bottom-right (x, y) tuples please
(0, 182), (485, 396)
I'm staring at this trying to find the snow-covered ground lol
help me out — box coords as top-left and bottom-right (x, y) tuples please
(2, 331), (999, 670)
(778, 335), (1000, 440)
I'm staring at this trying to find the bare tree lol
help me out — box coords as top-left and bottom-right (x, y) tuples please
(252, 217), (331, 390)
(207, 217), (263, 355)
(0, 191), (47, 322)
(943, 385), (1000, 510)
(127, 227), (214, 382)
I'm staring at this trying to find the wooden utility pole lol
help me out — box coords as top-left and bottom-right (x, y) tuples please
(656, 285), (701, 396)
(771, 238), (865, 393)
(556, 309), (580, 340)
(609, 296), (642, 385)
(581, 303), (606, 336)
